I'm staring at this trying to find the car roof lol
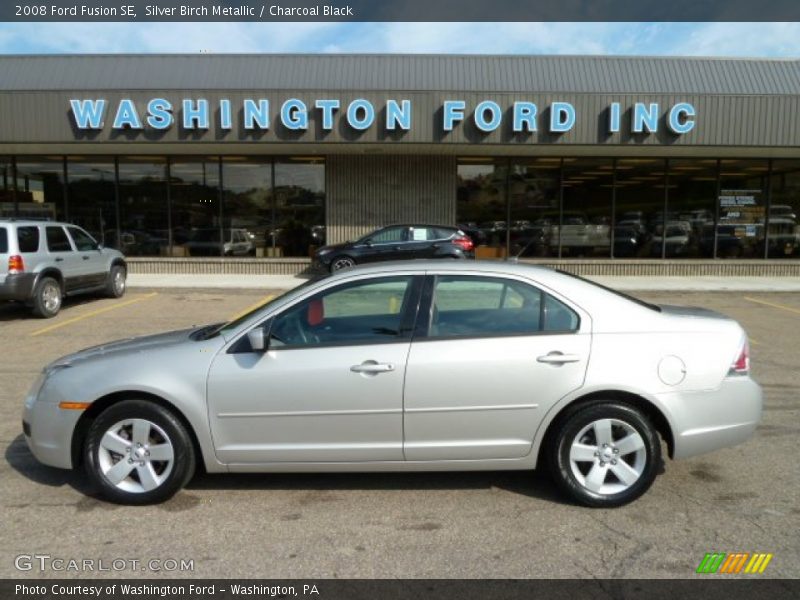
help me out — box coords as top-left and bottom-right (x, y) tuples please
(328, 259), (563, 283)
(0, 219), (73, 227)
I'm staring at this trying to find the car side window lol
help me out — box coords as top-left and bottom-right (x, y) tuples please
(428, 275), (578, 338)
(46, 226), (72, 253)
(67, 226), (97, 252)
(269, 276), (415, 348)
(370, 227), (406, 244)
(17, 226), (40, 253)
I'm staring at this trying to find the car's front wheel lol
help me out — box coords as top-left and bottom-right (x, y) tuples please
(84, 400), (196, 505)
(548, 401), (660, 507)
(105, 264), (127, 298)
(330, 256), (356, 272)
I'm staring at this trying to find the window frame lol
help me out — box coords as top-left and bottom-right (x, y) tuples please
(414, 274), (581, 342)
(231, 274), (425, 353)
(66, 225), (98, 252)
(15, 225), (41, 254)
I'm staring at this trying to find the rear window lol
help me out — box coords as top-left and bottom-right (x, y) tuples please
(17, 226), (40, 253)
(557, 270), (661, 312)
(0, 228), (7, 253)
(46, 226), (72, 252)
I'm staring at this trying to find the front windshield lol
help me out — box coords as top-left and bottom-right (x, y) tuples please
(201, 275), (327, 338)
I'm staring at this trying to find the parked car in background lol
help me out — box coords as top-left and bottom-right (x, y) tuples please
(184, 228), (255, 257)
(0, 219), (127, 318)
(613, 226), (642, 257)
(650, 223), (692, 257)
(313, 224), (475, 272)
(22, 261), (761, 506)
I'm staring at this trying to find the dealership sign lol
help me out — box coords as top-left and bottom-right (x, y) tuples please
(69, 98), (696, 135)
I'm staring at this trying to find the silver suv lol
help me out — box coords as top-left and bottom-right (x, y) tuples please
(0, 220), (127, 318)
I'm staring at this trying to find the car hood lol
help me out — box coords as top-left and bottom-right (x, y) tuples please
(316, 241), (351, 254)
(46, 326), (202, 368)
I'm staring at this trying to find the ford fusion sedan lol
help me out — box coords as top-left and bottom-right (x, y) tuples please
(23, 262), (761, 506)
(313, 225), (474, 272)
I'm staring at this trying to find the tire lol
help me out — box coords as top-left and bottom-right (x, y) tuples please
(84, 400), (196, 505)
(548, 401), (660, 508)
(329, 255), (356, 272)
(31, 276), (62, 318)
(105, 264), (127, 298)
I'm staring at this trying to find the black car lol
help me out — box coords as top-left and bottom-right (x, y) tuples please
(313, 224), (475, 272)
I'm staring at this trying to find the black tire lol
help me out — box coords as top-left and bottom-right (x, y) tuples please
(31, 276), (62, 318)
(548, 401), (660, 508)
(84, 400), (196, 505)
(105, 264), (127, 298)
(329, 255), (356, 272)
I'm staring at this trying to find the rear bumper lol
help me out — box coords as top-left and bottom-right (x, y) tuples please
(0, 272), (36, 301)
(664, 377), (763, 460)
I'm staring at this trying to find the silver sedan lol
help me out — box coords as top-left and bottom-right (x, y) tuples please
(22, 261), (762, 506)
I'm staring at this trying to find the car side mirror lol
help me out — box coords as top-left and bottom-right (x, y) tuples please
(247, 327), (268, 352)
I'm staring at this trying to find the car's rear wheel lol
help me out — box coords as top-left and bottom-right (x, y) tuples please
(84, 400), (196, 505)
(105, 264), (127, 298)
(330, 256), (356, 272)
(31, 276), (62, 318)
(548, 401), (660, 507)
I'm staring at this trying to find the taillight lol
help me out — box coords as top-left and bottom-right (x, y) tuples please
(453, 236), (474, 252)
(8, 254), (24, 274)
(729, 338), (750, 375)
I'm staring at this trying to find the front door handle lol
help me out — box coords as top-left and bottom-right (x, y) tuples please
(82, 255), (90, 260)
(537, 352), (581, 365)
(350, 361), (395, 374)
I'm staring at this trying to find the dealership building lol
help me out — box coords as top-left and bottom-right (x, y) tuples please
(2, 53), (800, 275)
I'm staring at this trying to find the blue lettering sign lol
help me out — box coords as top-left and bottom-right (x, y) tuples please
(632, 102), (659, 133)
(315, 99), (340, 130)
(146, 98), (173, 130)
(386, 99), (411, 130)
(443, 100), (466, 131)
(550, 102), (575, 133)
(219, 99), (232, 130)
(609, 102), (621, 133)
(112, 99), (142, 129)
(281, 99), (308, 130)
(243, 99), (270, 130)
(182, 99), (209, 129)
(668, 102), (696, 134)
(513, 102), (537, 132)
(347, 99), (375, 130)
(474, 100), (502, 132)
(70, 99), (106, 129)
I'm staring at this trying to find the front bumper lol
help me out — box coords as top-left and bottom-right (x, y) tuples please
(23, 377), (82, 470)
(664, 377), (763, 460)
(0, 272), (36, 301)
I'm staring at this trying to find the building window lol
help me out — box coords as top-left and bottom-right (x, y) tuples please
(457, 160), (509, 257)
(65, 158), (117, 246)
(222, 158), (273, 257)
(561, 158), (613, 258)
(117, 157), (169, 257)
(664, 159), (718, 259)
(0, 158), (13, 218)
(509, 159), (561, 258)
(273, 158), (325, 258)
(614, 158), (667, 259)
(14, 157), (65, 221)
(170, 158), (222, 257)
(767, 160), (800, 259)
(718, 159), (769, 259)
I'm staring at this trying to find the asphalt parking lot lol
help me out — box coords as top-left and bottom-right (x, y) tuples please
(1, 288), (798, 579)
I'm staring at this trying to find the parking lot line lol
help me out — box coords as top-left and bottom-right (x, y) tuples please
(227, 294), (276, 322)
(29, 293), (158, 337)
(743, 295), (800, 316)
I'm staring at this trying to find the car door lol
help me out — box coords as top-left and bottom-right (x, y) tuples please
(403, 226), (439, 259)
(44, 225), (82, 292)
(403, 273), (591, 461)
(359, 226), (408, 263)
(66, 226), (106, 288)
(207, 274), (423, 464)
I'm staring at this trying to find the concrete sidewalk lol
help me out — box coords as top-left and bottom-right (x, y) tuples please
(127, 273), (800, 292)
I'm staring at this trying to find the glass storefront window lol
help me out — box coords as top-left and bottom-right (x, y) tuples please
(717, 159), (769, 258)
(0, 158), (13, 218)
(273, 158), (325, 258)
(509, 159), (561, 258)
(768, 160), (800, 259)
(118, 158), (169, 257)
(170, 158), (222, 257)
(14, 157), (65, 221)
(222, 159), (272, 257)
(665, 159), (718, 258)
(615, 158), (667, 258)
(561, 158), (614, 258)
(457, 160), (509, 257)
(65, 158), (117, 246)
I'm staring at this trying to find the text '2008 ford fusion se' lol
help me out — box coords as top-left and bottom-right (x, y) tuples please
(22, 261), (761, 507)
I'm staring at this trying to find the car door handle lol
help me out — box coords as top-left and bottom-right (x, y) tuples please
(350, 362), (395, 374)
(82, 255), (90, 260)
(54, 257), (64, 262)
(537, 352), (581, 365)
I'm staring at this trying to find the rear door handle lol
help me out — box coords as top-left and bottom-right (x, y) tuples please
(350, 361), (395, 374)
(54, 257), (64, 262)
(82, 255), (90, 260)
(537, 352), (581, 365)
